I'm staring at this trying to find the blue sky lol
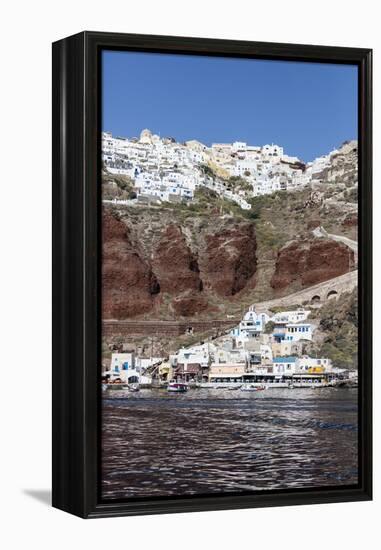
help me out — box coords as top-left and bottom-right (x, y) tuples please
(102, 50), (358, 162)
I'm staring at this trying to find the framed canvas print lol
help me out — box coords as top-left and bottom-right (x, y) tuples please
(52, 32), (372, 518)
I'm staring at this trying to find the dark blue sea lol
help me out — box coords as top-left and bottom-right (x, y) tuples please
(101, 387), (358, 499)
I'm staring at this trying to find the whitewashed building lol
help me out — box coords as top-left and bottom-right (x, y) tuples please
(102, 130), (350, 209)
(272, 309), (311, 324)
(297, 356), (332, 372)
(231, 308), (271, 345)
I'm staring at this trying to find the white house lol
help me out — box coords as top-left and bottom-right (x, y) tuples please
(272, 356), (297, 374)
(103, 352), (144, 383)
(173, 344), (213, 369)
(272, 309), (311, 324)
(261, 344), (273, 361)
(283, 322), (314, 342)
(214, 347), (247, 365)
(110, 352), (135, 373)
(232, 141), (247, 152)
(233, 159), (258, 176)
(231, 308), (270, 343)
(307, 155), (330, 177)
(296, 356), (332, 372)
(261, 144), (284, 160)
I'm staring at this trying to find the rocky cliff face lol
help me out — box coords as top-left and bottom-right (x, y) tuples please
(308, 289), (358, 370)
(327, 141), (358, 185)
(103, 208), (258, 319)
(102, 209), (160, 318)
(152, 224), (202, 293)
(202, 223), (257, 296)
(271, 238), (355, 291)
(152, 224), (208, 316)
(313, 140), (358, 186)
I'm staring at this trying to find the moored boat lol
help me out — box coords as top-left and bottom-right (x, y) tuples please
(102, 382), (129, 391)
(241, 384), (267, 392)
(167, 381), (188, 393)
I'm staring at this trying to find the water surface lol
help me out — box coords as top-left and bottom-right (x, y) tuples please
(101, 388), (358, 500)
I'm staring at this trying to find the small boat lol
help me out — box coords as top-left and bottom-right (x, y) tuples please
(241, 384), (266, 392)
(167, 381), (188, 393)
(102, 383), (129, 391)
(128, 383), (140, 392)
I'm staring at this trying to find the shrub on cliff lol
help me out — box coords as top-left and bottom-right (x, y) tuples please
(199, 163), (216, 179)
(311, 289), (358, 370)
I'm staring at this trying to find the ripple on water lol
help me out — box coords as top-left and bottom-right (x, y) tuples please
(101, 388), (358, 499)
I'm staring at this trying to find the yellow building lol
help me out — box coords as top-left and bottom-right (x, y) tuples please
(307, 366), (325, 373)
(158, 362), (173, 382)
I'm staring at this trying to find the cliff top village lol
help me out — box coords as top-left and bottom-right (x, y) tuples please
(102, 129), (357, 210)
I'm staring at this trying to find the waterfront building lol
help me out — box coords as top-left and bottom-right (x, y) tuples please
(110, 352), (135, 373)
(158, 362), (173, 382)
(272, 356), (298, 375)
(171, 344), (213, 382)
(297, 356), (332, 372)
(209, 363), (246, 383)
(174, 362), (202, 382)
(103, 352), (142, 384)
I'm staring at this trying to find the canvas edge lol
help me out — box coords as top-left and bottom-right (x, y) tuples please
(52, 31), (373, 519)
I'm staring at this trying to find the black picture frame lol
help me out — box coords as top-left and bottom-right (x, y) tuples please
(52, 31), (372, 519)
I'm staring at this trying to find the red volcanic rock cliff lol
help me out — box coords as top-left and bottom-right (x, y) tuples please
(202, 223), (257, 296)
(102, 209), (159, 318)
(152, 224), (208, 316)
(152, 224), (203, 293)
(271, 239), (355, 291)
(102, 209), (259, 319)
(342, 213), (358, 227)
